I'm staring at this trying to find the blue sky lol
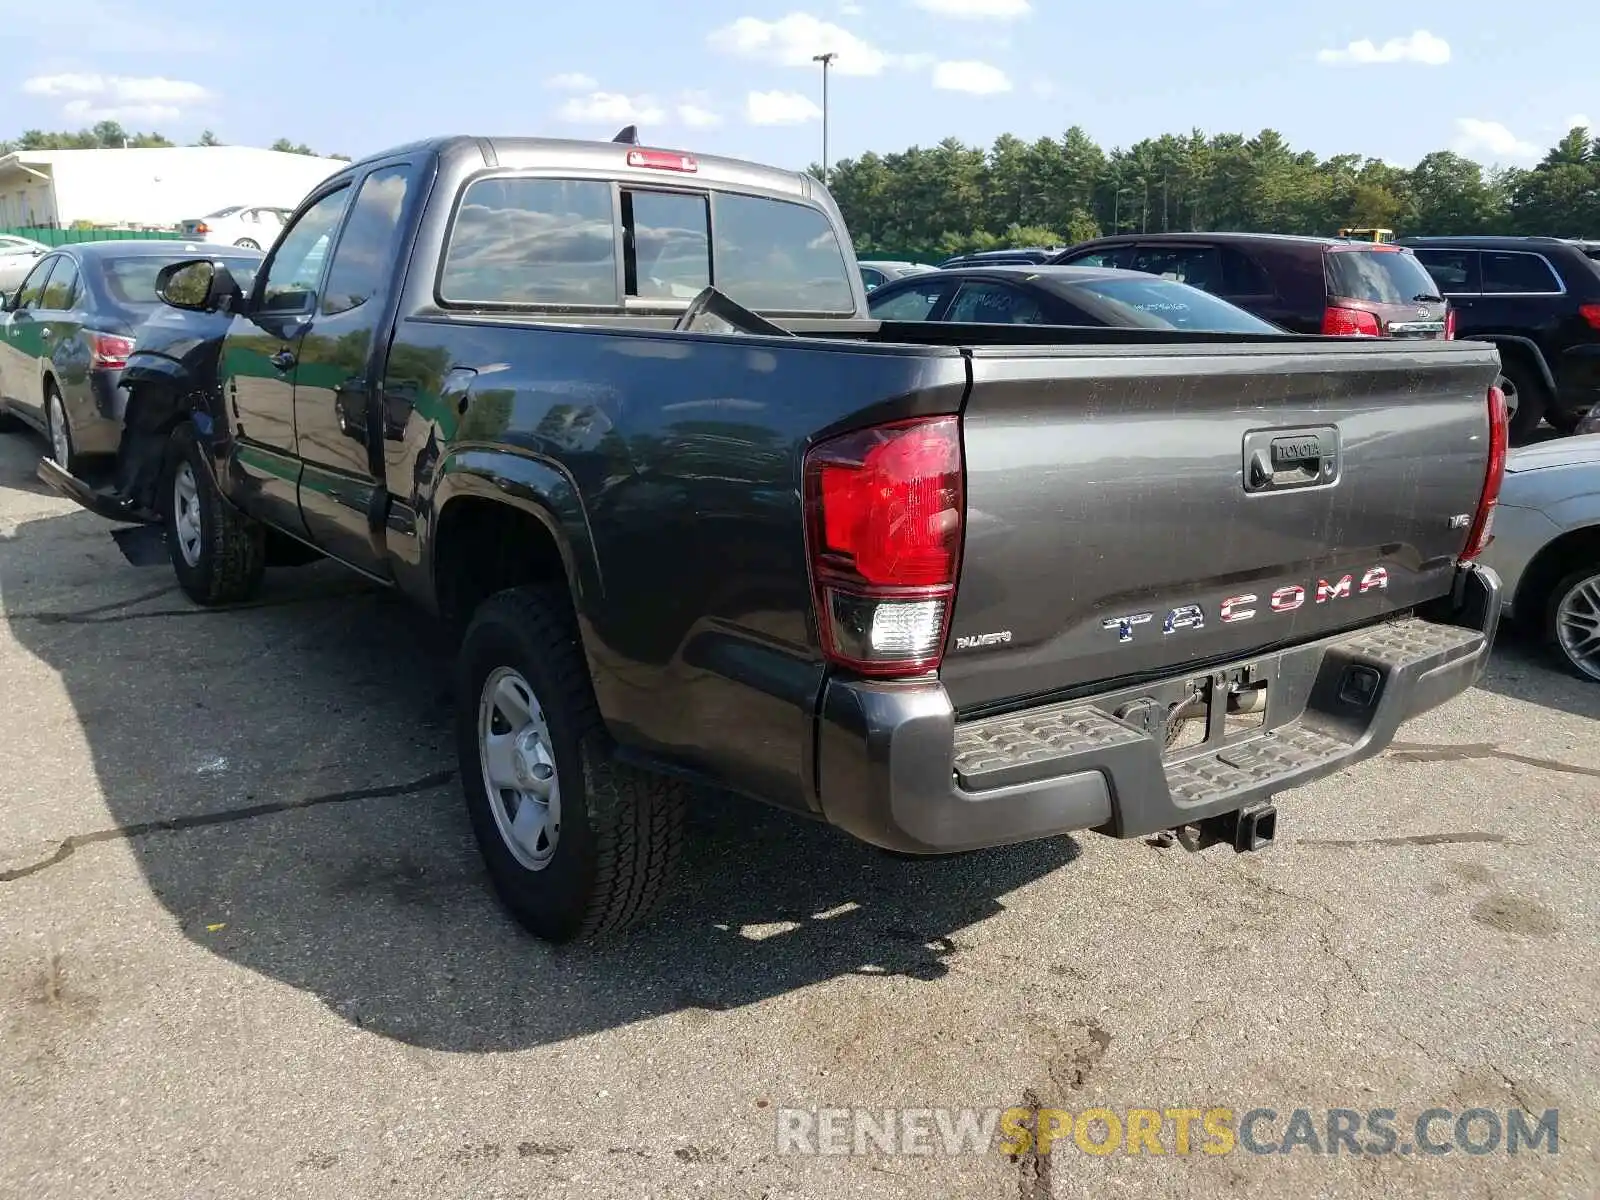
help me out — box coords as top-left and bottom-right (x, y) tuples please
(2, 0), (1592, 170)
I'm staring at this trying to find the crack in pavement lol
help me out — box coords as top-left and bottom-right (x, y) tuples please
(1290, 831), (1517, 849)
(1388, 741), (1600, 779)
(0, 770), (455, 883)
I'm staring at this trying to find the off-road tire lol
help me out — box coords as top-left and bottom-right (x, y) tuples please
(162, 422), (266, 605)
(456, 585), (687, 942)
(1500, 356), (1548, 445)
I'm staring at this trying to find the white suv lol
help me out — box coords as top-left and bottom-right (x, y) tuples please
(178, 206), (291, 250)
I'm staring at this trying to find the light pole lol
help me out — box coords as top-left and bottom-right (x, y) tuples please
(812, 52), (836, 184)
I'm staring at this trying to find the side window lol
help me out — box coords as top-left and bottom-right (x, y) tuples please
(257, 187), (351, 316)
(1060, 247), (1133, 269)
(868, 278), (952, 321)
(14, 256), (58, 310)
(321, 165), (414, 316)
(441, 177), (617, 306)
(1412, 249), (1479, 294)
(40, 257), (80, 309)
(1221, 248), (1273, 295)
(1129, 245), (1224, 293)
(624, 189), (709, 300)
(860, 267), (886, 291)
(946, 282), (1047, 324)
(1481, 251), (1561, 294)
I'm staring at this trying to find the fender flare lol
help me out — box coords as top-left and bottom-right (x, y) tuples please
(425, 446), (604, 618)
(1464, 334), (1556, 394)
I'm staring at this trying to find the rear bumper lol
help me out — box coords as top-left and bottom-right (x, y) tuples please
(816, 563), (1501, 854)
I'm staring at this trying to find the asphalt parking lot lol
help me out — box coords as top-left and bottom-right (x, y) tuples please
(1, 428), (1596, 1200)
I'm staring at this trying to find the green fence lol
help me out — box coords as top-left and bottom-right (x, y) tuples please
(0, 227), (186, 246)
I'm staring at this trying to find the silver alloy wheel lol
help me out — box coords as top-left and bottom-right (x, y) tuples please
(478, 666), (562, 870)
(172, 461), (204, 568)
(1497, 372), (1520, 420)
(1554, 570), (1600, 682)
(47, 391), (69, 465)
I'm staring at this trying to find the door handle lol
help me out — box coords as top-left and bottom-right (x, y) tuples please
(270, 349), (296, 372)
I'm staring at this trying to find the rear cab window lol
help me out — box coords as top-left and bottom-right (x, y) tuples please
(1324, 248), (1441, 304)
(439, 175), (855, 315)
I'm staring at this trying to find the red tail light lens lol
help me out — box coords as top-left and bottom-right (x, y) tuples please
(804, 416), (964, 676)
(1322, 306), (1382, 337)
(1461, 384), (1508, 561)
(1445, 307), (1457, 339)
(626, 149), (698, 172)
(1579, 303), (1600, 330)
(87, 331), (135, 370)
(194, 222), (209, 235)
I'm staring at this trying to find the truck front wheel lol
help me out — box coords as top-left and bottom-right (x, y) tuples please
(456, 585), (686, 942)
(163, 423), (266, 605)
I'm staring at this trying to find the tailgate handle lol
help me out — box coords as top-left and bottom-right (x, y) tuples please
(1244, 427), (1339, 493)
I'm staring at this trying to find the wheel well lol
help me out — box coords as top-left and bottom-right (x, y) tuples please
(1512, 524), (1600, 627)
(433, 497), (570, 632)
(1488, 340), (1550, 393)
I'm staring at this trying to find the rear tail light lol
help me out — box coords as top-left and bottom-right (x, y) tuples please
(193, 222), (209, 235)
(1579, 303), (1600, 330)
(1460, 383), (1508, 561)
(1322, 306), (1382, 337)
(803, 416), (964, 677)
(1445, 307), (1457, 339)
(87, 331), (135, 370)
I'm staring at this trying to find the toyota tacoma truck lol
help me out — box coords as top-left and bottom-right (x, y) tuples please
(39, 131), (1508, 943)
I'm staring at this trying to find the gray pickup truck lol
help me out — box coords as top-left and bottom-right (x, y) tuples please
(40, 131), (1508, 943)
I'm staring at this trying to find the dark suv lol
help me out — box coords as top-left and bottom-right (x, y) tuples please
(938, 247), (1061, 268)
(1398, 236), (1600, 441)
(1049, 232), (1450, 341)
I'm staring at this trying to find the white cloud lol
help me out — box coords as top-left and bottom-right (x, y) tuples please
(710, 13), (890, 75)
(912, 0), (1031, 17)
(557, 91), (666, 125)
(1316, 29), (1450, 66)
(678, 91), (723, 127)
(932, 60), (1012, 94)
(544, 72), (597, 91)
(1452, 118), (1541, 162)
(1565, 113), (1592, 132)
(745, 90), (824, 125)
(21, 73), (210, 121)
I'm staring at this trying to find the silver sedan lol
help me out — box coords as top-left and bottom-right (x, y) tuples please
(1479, 434), (1600, 681)
(0, 235), (50, 294)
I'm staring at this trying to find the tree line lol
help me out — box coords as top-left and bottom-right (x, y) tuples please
(0, 121), (349, 160)
(821, 125), (1600, 261)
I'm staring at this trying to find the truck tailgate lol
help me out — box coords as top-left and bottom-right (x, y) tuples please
(943, 339), (1502, 712)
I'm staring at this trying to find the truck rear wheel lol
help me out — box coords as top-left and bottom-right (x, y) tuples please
(163, 423), (266, 605)
(456, 585), (686, 942)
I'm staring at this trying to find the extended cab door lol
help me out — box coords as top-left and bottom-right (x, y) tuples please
(221, 184), (353, 538)
(290, 160), (420, 578)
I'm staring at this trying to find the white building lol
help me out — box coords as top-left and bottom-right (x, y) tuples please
(0, 145), (348, 229)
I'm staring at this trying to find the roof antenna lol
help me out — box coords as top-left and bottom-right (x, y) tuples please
(612, 125), (639, 145)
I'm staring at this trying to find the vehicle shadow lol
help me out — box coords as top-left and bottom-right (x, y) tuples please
(0, 494), (1078, 1053)
(1475, 620), (1600, 720)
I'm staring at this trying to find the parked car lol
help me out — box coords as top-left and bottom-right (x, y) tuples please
(178, 205), (292, 249)
(1398, 236), (1600, 443)
(41, 133), (1504, 946)
(1477, 434), (1600, 681)
(1049, 232), (1451, 344)
(857, 260), (934, 291)
(0, 239), (261, 474)
(866, 264), (1285, 333)
(938, 247), (1061, 268)
(0, 234), (49, 292)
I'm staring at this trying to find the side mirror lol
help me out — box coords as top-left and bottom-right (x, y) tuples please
(0, 292), (12, 312)
(156, 258), (244, 314)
